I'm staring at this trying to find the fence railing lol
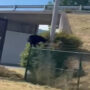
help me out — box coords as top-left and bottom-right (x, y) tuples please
(0, 5), (90, 11)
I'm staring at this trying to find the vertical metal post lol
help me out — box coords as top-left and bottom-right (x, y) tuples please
(24, 46), (32, 81)
(50, 0), (59, 42)
(79, 5), (83, 11)
(77, 54), (83, 90)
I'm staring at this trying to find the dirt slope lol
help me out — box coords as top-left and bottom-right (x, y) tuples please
(68, 13), (90, 50)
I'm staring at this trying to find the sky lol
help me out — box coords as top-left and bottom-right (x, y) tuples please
(39, 25), (49, 30)
(0, 0), (53, 5)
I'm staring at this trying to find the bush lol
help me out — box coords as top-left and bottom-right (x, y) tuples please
(21, 32), (82, 68)
(40, 32), (82, 50)
(20, 44), (70, 70)
(21, 47), (56, 85)
(55, 32), (83, 50)
(20, 43), (30, 67)
(20, 43), (47, 67)
(20, 47), (75, 88)
(20, 32), (83, 86)
(29, 49), (56, 85)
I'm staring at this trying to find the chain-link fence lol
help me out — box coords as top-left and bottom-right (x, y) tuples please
(24, 47), (90, 90)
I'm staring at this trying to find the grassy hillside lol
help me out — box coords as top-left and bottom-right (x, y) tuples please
(68, 13), (90, 50)
(0, 66), (60, 90)
(68, 14), (90, 90)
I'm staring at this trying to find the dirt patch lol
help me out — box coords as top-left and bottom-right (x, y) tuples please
(0, 66), (23, 80)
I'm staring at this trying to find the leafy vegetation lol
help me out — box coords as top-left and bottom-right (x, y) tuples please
(40, 32), (82, 50)
(20, 43), (30, 67)
(20, 31), (83, 86)
(20, 47), (73, 88)
(55, 32), (83, 50)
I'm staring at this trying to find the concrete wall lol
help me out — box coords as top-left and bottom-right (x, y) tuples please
(7, 20), (38, 34)
(1, 31), (30, 66)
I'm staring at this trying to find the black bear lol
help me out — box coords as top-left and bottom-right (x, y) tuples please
(28, 35), (47, 47)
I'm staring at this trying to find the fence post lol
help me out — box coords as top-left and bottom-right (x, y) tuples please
(79, 5), (83, 11)
(24, 46), (32, 81)
(77, 54), (83, 90)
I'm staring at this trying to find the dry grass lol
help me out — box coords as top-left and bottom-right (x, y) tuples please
(68, 13), (90, 50)
(61, 13), (90, 89)
(78, 60), (90, 90)
(0, 66), (23, 79)
(0, 78), (59, 90)
(0, 78), (60, 90)
(0, 66), (60, 90)
(0, 61), (90, 90)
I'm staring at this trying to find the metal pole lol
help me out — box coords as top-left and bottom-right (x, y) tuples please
(24, 46), (32, 81)
(77, 54), (83, 90)
(50, 0), (59, 42)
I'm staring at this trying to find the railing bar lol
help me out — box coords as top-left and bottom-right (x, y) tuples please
(0, 5), (90, 9)
(31, 48), (90, 55)
(0, 5), (45, 8)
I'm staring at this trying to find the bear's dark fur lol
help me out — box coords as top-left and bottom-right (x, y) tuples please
(28, 35), (47, 47)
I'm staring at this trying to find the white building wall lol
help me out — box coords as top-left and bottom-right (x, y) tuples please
(1, 31), (30, 66)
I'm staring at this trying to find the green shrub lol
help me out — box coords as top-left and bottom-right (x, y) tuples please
(20, 47), (56, 85)
(20, 43), (47, 67)
(20, 32), (83, 86)
(20, 32), (82, 68)
(40, 32), (82, 50)
(55, 32), (83, 50)
(20, 47), (73, 86)
(29, 49), (55, 85)
(20, 43), (30, 67)
(20, 44), (68, 69)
